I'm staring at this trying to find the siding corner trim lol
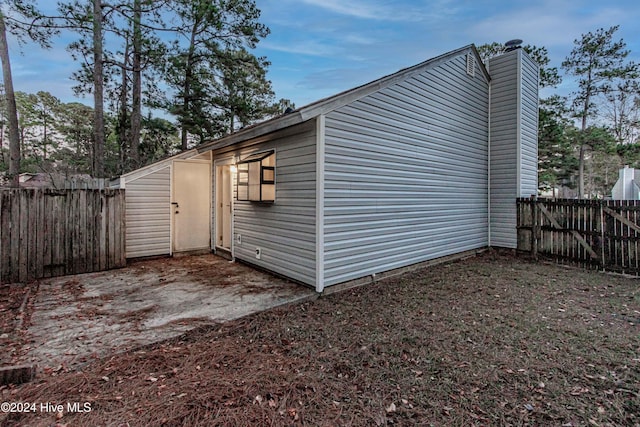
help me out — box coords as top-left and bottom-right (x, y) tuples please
(315, 115), (326, 293)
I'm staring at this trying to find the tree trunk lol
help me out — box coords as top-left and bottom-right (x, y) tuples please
(118, 40), (129, 175)
(42, 115), (47, 161)
(0, 13), (21, 187)
(578, 143), (585, 198)
(129, 0), (141, 168)
(180, 62), (192, 151)
(0, 123), (5, 166)
(180, 21), (199, 151)
(93, 0), (105, 178)
(578, 94), (590, 199)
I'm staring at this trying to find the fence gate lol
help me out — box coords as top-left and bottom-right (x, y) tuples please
(517, 198), (640, 275)
(0, 188), (126, 284)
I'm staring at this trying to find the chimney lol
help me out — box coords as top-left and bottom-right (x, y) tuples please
(488, 43), (539, 248)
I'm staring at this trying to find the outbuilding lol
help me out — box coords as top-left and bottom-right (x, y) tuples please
(119, 149), (213, 259)
(120, 44), (539, 292)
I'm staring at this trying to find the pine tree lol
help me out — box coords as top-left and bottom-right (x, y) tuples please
(165, 0), (269, 148)
(562, 26), (639, 198)
(0, 1), (55, 185)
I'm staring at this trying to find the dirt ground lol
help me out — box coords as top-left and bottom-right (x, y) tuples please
(1, 251), (639, 426)
(0, 285), (30, 369)
(0, 254), (315, 372)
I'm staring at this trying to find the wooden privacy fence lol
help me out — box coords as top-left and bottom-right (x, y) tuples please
(63, 177), (113, 189)
(0, 188), (125, 284)
(517, 197), (640, 275)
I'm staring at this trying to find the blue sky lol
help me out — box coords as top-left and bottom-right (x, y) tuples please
(8, 0), (640, 114)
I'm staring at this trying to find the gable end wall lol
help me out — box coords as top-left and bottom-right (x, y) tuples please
(322, 51), (490, 286)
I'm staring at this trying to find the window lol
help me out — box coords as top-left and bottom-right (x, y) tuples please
(237, 150), (275, 202)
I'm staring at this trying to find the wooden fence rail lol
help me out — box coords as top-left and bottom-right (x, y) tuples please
(517, 197), (640, 275)
(0, 188), (126, 284)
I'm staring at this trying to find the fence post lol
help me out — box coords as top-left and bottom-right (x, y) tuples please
(531, 195), (538, 259)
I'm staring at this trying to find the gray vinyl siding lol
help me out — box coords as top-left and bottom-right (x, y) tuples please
(489, 49), (539, 248)
(122, 149), (208, 258)
(322, 51), (489, 286)
(489, 52), (519, 248)
(125, 166), (171, 258)
(519, 53), (539, 196)
(219, 121), (317, 286)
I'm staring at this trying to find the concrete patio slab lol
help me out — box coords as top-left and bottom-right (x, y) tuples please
(19, 254), (316, 371)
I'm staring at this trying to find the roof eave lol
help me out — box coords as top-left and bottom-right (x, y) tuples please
(120, 147), (201, 179)
(299, 44), (490, 119)
(197, 111), (305, 153)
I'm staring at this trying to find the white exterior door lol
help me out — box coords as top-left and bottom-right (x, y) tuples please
(215, 164), (233, 249)
(172, 160), (211, 252)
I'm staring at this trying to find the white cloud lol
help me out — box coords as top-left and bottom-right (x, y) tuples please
(260, 40), (339, 57)
(343, 33), (378, 45)
(261, 26), (392, 60)
(467, 0), (640, 99)
(468, 2), (631, 49)
(298, 0), (459, 22)
(299, 0), (397, 20)
(298, 66), (380, 92)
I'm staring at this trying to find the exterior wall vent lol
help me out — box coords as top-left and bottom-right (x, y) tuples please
(466, 52), (475, 77)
